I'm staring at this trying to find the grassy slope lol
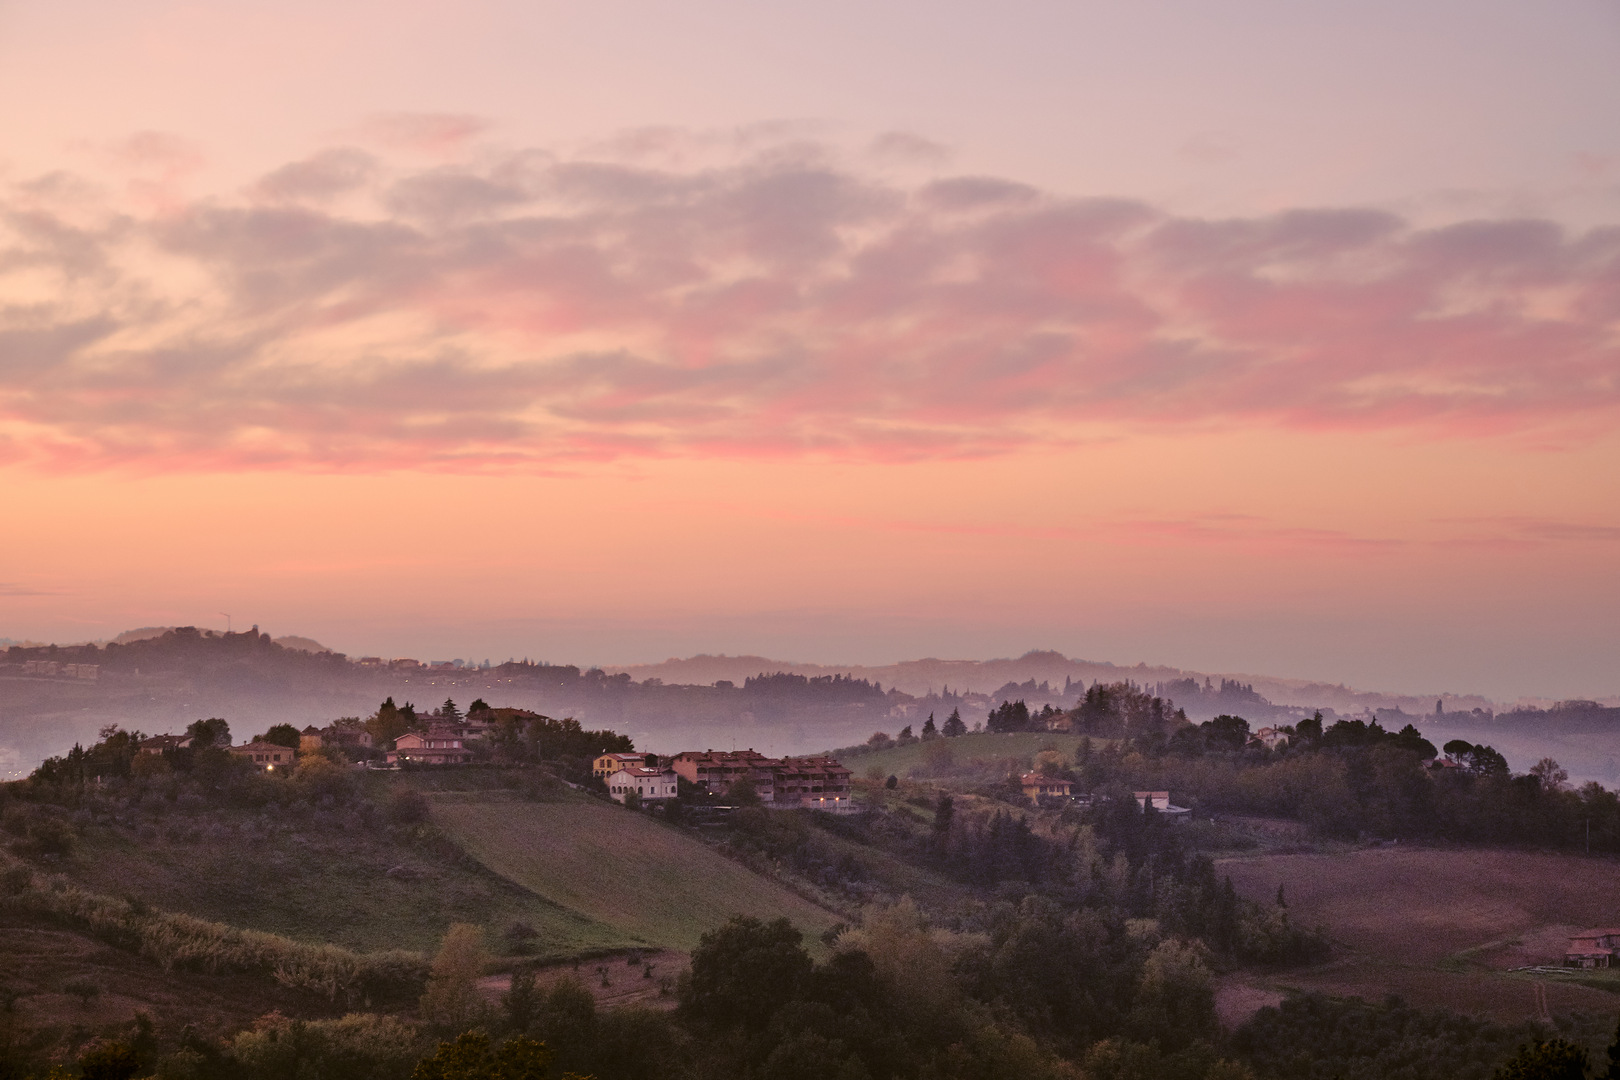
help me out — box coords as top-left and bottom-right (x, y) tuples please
(1221, 845), (1620, 1020)
(841, 730), (1085, 780)
(429, 790), (843, 952)
(64, 806), (627, 958)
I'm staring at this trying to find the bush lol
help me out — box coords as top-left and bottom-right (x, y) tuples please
(230, 1011), (423, 1080)
(391, 788), (431, 825)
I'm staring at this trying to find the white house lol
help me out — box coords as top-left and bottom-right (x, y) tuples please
(1133, 790), (1193, 823)
(607, 766), (679, 804)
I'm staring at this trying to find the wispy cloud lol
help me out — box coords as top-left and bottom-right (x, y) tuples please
(0, 583), (55, 596)
(2, 133), (1617, 472)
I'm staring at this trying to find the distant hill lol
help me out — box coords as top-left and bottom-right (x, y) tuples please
(604, 650), (1503, 719)
(109, 626), (334, 654)
(111, 626), (189, 644)
(273, 635), (334, 653)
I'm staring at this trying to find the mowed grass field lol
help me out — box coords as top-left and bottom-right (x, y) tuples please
(1221, 845), (1620, 1020)
(67, 811), (629, 957)
(429, 790), (844, 952)
(842, 730), (1091, 780)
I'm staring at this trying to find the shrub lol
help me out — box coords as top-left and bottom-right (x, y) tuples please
(229, 1011), (423, 1080)
(391, 788), (431, 825)
(78, 1039), (140, 1080)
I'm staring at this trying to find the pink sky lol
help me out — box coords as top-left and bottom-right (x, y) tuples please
(0, 1), (1617, 700)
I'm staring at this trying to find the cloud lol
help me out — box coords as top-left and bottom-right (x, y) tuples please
(254, 148), (379, 204)
(1, 134), (1618, 472)
(0, 583), (54, 596)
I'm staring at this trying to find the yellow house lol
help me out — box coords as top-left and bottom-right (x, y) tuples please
(1021, 773), (1073, 799)
(593, 752), (647, 779)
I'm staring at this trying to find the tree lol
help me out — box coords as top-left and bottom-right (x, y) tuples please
(1444, 739), (1475, 762)
(987, 700), (1031, 734)
(921, 714), (938, 739)
(441, 699), (463, 723)
(1200, 715), (1250, 750)
(1295, 712), (1324, 744)
(79, 1040), (140, 1080)
(1467, 744), (1511, 778)
(679, 916), (812, 1032)
(942, 708), (967, 738)
(1530, 758), (1569, 792)
(369, 698), (412, 747)
(185, 717), (230, 749)
(261, 723), (301, 749)
(896, 725), (916, 744)
(469, 699), (491, 714)
(1492, 1039), (1588, 1080)
(534, 975), (596, 1066)
(1604, 1012), (1620, 1080)
(503, 970), (540, 1034)
(420, 924), (491, 1032)
(727, 774), (761, 807)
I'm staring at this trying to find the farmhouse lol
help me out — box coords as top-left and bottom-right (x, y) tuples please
(594, 751), (650, 779)
(1249, 727), (1290, 750)
(607, 766), (679, 804)
(1021, 773), (1074, 799)
(388, 729), (473, 765)
(1134, 790), (1193, 823)
(1565, 929), (1620, 968)
(229, 740), (294, 770)
(138, 733), (193, 755)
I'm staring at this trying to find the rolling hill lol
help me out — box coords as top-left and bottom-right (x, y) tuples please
(427, 788), (843, 951)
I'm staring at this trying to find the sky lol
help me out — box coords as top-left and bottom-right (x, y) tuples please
(0, 0), (1618, 701)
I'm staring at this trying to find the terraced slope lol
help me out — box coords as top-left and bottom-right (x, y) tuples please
(429, 790), (842, 951)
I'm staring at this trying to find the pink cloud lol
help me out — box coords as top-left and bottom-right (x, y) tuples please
(1, 136), (1618, 472)
(356, 113), (488, 157)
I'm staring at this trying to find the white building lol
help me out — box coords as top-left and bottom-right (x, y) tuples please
(607, 766), (679, 804)
(1133, 790), (1193, 823)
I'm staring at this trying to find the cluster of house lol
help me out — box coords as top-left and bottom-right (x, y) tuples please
(594, 748), (855, 812)
(18, 660), (99, 680)
(1017, 774), (1193, 821)
(137, 722), (374, 772)
(1564, 929), (1620, 968)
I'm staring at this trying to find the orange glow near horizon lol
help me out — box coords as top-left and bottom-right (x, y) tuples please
(4, 423), (1618, 700)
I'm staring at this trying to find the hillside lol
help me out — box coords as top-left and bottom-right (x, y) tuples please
(835, 729), (1086, 780)
(51, 778), (629, 958)
(428, 788), (843, 951)
(1222, 846), (1620, 1020)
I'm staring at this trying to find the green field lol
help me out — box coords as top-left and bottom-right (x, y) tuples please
(65, 805), (627, 957)
(840, 730), (1088, 780)
(429, 790), (843, 952)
